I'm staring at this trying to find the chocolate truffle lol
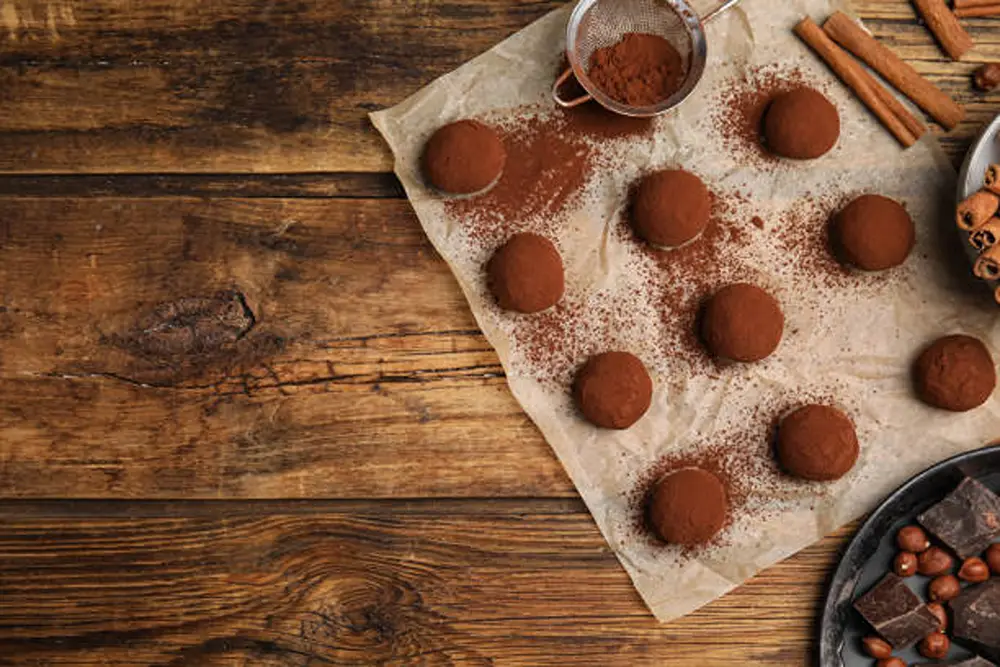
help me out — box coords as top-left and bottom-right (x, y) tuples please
(763, 88), (840, 160)
(648, 468), (728, 546)
(833, 195), (915, 271)
(573, 351), (652, 429)
(701, 283), (784, 362)
(487, 233), (564, 314)
(914, 334), (996, 412)
(421, 120), (506, 195)
(631, 169), (711, 248)
(776, 405), (859, 481)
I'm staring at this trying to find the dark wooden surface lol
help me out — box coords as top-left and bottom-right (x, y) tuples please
(1, 0), (998, 663)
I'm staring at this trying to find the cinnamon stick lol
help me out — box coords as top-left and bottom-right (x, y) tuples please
(822, 12), (964, 129)
(971, 217), (1000, 250)
(913, 0), (974, 60)
(794, 18), (918, 147)
(957, 190), (1000, 230)
(955, 0), (1000, 7)
(974, 243), (1000, 279)
(955, 5), (1000, 17)
(985, 164), (1000, 195)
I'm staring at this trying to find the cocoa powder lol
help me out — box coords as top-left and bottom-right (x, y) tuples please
(712, 66), (810, 165)
(587, 33), (686, 107)
(445, 114), (594, 245)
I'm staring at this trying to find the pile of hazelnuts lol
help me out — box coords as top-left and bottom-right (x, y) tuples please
(862, 525), (1000, 665)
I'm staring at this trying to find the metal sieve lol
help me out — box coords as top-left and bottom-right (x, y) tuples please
(552, 0), (743, 117)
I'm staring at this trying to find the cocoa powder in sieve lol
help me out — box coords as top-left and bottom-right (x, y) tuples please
(587, 33), (686, 107)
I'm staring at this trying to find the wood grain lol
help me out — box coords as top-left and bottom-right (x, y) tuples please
(0, 0), (997, 173)
(0, 499), (852, 665)
(0, 196), (572, 498)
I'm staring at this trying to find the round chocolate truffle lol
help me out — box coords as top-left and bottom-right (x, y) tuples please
(573, 351), (652, 429)
(914, 334), (996, 412)
(421, 120), (506, 195)
(487, 233), (564, 314)
(776, 405), (859, 482)
(631, 169), (712, 248)
(648, 468), (728, 546)
(763, 88), (840, 160)
(833, 194), (915, 271)
(701, 283), (784, 362)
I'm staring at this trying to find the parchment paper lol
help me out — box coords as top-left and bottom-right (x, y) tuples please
(371, 0), (1000, 622)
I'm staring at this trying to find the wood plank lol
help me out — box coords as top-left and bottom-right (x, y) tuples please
(0, 499), (852, 665)
(0, 172), (404, 198)
(0, 0), (997, 173)
(0, 197), (572, 498)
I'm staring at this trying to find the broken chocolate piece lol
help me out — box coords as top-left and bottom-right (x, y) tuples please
(918, 477), (1000, 559)
(854, 572), (942, 649)
(951, 580), (1000, 660)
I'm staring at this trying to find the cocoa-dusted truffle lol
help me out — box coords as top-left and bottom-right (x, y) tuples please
(776, 405), (859, 481)
(701, 283), (784, 362)
(648, 468), (728, 546)
(914, 334), (996, 412)
(763, 88), (840, 160)
(573, 351), (652, 429)
(421, 120), (506, 195)
(487, 233), (564, 314)
(631, 169), (711, 248)
(833, 195), (915, 271)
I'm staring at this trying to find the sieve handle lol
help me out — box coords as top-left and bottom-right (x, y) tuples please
(552, 67), (593, 108)
(702, 0), (743, 23)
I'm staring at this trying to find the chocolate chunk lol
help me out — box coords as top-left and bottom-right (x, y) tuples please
(854, 572), (942, 648)
(951, 580), (1000, 659)
(918, 477), (1000, 559)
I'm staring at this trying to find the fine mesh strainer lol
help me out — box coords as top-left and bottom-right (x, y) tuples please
(553, 0), (743, 117)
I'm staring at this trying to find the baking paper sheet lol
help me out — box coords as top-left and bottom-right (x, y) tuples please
(371, 0), (1000, 622)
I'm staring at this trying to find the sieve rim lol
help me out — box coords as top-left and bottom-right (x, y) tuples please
(564, 0), (709, 118)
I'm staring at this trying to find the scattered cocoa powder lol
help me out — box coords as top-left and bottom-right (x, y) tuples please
(587, 33), (686, 107)
(445, 114), (594, 245)
(751, 216), (765, 230)
(711, 66), (810, 165)
(626, 386), (851, 553)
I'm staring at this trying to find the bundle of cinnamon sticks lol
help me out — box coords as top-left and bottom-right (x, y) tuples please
(957, 167), (1000, 304)
(794, 12), (964, 148)
(954, 0), (1000, 19)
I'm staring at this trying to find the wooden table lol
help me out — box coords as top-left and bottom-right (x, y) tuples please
(0, 1), (996, 663)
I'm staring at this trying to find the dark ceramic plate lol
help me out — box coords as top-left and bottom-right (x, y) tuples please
(819, 444), (1000, 666)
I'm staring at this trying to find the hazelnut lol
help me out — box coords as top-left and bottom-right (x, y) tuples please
(918, 631), (950, 659)
(987, 543), (1000, 575)
(893, 551), (918, 577)
(918, 546), (954, 576)
(928, 574), (962, 602)
(876, 658), (907, 667)
(975, 63), (1000, 92)
(862, 635), (893, 659)
(897, 525), (930, 553)
(926, 602), (948, 633)
(959, 556), (990, 583)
